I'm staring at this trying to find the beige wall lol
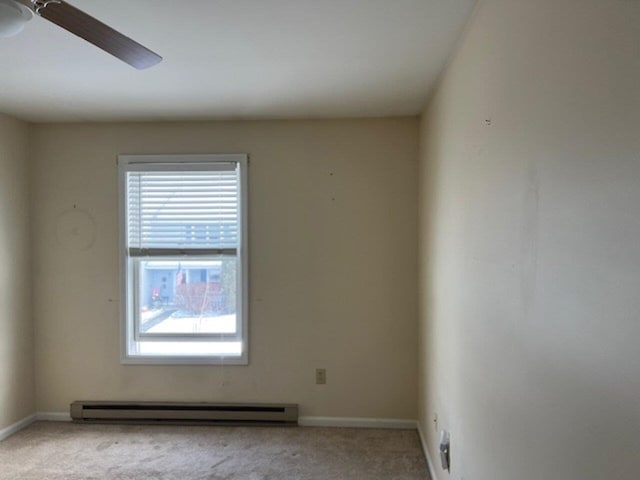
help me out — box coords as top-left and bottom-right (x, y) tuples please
(419, 0), (640, 479)
(0, 114), (34, 430)
(31, 118), (419, 418)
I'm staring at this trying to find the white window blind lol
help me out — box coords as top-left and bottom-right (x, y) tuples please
(126, 164), (240, 254)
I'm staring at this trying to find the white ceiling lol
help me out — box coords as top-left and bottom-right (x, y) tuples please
(0, 0), (476, 122)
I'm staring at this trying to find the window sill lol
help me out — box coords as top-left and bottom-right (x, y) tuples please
(121, 354), (248, 366)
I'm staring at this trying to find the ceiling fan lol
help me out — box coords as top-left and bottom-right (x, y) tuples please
(0, 0), (162, 69)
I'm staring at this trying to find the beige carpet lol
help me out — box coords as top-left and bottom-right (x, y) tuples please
(0, 422), (430, 480)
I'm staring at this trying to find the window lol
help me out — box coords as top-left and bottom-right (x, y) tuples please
(118, 154), (248, 364)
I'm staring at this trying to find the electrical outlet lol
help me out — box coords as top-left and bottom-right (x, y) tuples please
(315, 368), (327, 385)
(440, 430), (451, 472)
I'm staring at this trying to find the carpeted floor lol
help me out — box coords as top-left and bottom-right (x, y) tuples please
(0, 422), (430, 480)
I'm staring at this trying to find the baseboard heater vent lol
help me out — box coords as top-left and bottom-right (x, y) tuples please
(70, 401), (298, 426)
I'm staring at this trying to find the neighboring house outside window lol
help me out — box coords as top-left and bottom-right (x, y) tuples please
(118, 154), (248, 364)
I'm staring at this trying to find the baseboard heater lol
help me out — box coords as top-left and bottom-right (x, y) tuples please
(70, 401), (298, 426)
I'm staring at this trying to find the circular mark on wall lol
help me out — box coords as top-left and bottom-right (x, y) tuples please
(55, 209), (96, 251)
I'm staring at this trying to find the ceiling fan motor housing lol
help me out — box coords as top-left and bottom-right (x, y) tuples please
(0, 0), (33, 38)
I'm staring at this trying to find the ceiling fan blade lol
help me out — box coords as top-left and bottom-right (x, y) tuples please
(35, 1), (162, 69)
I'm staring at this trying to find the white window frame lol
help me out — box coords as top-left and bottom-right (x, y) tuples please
(118, 154), (249, 365)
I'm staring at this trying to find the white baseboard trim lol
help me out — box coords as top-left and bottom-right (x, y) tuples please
(36, 412), (72, 422)
(417, 422), (438, 480)
(0, 414), (37, 442)
(11, 412), (417, 431)
(299, 416), (418, 429)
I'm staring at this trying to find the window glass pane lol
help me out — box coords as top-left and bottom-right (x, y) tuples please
(138, 257), (237, 335)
